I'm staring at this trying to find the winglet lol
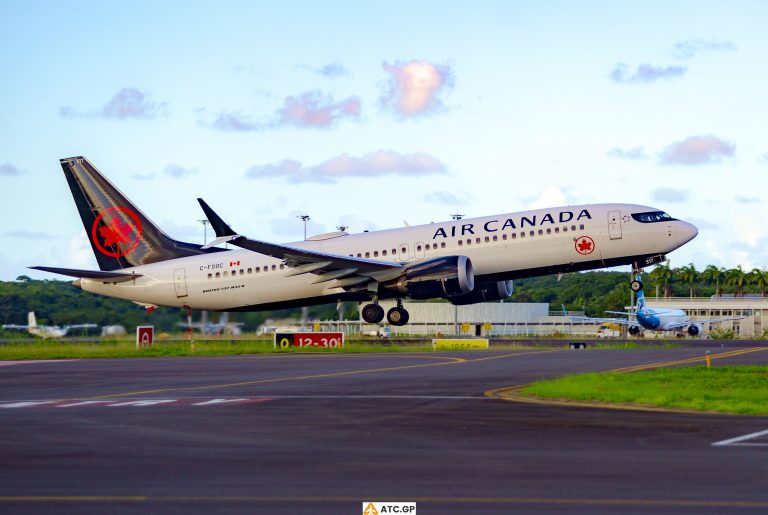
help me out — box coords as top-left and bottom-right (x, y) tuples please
(197, 198), (238, 238)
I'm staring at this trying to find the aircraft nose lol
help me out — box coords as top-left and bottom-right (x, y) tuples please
(678, 220), (698, 244)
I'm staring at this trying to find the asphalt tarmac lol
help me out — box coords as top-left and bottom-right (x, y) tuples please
(1, 346), (767, 514)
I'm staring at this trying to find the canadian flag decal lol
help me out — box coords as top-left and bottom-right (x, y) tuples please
(229, 260), (240, 267)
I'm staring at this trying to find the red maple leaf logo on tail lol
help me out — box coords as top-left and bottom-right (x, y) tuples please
(98, 214), (136, 252)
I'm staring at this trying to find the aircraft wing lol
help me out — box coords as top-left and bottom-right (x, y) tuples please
(197, 198), (402, 286)
(690, 314), (751, 325)
(64, 324), (98, 330)
(2, 324), (29, 330)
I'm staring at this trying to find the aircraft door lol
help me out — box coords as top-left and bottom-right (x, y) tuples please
(414, 241), (425, 259)
(608, 210), (622, 240)
(398, 243), (410, 262)
(173, 268), (188, 298)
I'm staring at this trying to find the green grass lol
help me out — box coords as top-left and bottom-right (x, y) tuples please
(522, 366), (768, 415)
(0, 339), (431, 359)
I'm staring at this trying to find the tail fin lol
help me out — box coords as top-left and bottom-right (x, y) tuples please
(636, 285), (645, 310)
(60, 157), (223, 271)
(28, 312), (37, 328)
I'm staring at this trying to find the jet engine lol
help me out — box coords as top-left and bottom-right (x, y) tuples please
(628, 325), (642, 336)
(450, 280), (513, 305)
(687, 323), (703, 336)
(384, 255), (474, 299)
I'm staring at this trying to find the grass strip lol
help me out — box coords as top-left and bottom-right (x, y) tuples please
(521, 366), (768, 415)
(0, 340), (431, 359)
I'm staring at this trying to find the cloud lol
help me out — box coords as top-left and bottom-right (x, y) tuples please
(610, 63), (687, 83)
(651, 187), (689, 203)
(0, 162), (27, 176)
(131, 163), (198, 181)
(203, 91), (360, 131)
(659, 134), (735, 166)
(686, 217), (718, 231)
(606, 147), (648, 160)
(673, 38), (737, 59)
(67, 231), (97, 269)
(271, 211), (326, 239)
(245, 150), (447, 184)
(381, 60), (454, 117)
(297, 62), (349, 78)
(759, 152), (768, 163)
(525, 185), (570, 210)
(278, 91), (360, 128)
(163, 163), (198, 178)
(6, 230), (54, 240)
(424, 190), (470, 205)
(60, 88), (168, 120)
(735, 195), (760, 204)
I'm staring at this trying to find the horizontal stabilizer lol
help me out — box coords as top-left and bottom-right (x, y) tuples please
(30, 266), (142, 283)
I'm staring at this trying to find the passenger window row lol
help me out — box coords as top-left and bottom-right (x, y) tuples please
(207, 263), (284, 280)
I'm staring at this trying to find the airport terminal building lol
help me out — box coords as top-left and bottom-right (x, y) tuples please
(343, 297), (768, 338)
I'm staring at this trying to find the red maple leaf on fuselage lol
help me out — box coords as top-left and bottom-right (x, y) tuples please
(577, 239), (593, 252)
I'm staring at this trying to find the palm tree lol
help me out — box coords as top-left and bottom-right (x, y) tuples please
(726, 266), (747, 297)
(649, 263), (673, 298)
(701, 265), (725, 297)
(677, 263), (698, 298)
(748, 268), (768, 296)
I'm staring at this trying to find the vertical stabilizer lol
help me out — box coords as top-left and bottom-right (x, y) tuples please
(28, 312), (37, 328)
(59, 157), (222, 271)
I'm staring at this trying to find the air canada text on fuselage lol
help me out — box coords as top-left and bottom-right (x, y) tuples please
(431, 209), (592, 240)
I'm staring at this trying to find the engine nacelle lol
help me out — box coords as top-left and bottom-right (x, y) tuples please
(687, 324), (702, 336)
(628, 325), (642, 336)
(384, 255), (474, 299)
(450, 280), (513, 305)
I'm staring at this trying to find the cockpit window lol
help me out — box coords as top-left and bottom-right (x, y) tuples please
(631, 211), (676, 223)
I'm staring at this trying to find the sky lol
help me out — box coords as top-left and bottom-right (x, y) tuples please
(1, 0), (766, 281)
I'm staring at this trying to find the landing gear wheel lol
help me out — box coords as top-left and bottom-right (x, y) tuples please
(387, 306), (410, 326)
(630, 280), (643, 292)
(361, 303), (385, 324)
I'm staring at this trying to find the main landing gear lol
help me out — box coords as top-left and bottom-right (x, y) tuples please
(361, 299), (410, 326)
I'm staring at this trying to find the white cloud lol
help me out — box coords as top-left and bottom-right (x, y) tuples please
(60, 88), (168, 120)
(610, 63), (687, 83)
(525, 185), (570, 210)
(673, 38), (737, 59)
(163, 163), (198, 178)
(6, 230), (54, 240)
(66, 231), (97, 269)
(0, 162), (27, 176)
(381, 60), (454, 117)
(659, 134), (735, 166)
(204, 91), (360, 131)
(245, 150), (447, 184)
(297, 62), (349, 77)
(652, 187), (689, 203)
(607, 147), (648, 160)
(424, 190), (470, 205)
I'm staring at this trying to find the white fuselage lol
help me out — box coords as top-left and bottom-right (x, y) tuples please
(79, 203), (697, 311)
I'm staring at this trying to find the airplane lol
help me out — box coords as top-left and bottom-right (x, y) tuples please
(1, 311), (98, 339)
(30, 156), (698, 326)
(567, 279), (749, 337)
(177, 311), (244, 336)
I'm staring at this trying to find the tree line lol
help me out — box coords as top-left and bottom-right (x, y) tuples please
(1, 263), (765, 333)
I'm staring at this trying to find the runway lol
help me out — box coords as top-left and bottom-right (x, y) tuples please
(1, 347), (767, 514)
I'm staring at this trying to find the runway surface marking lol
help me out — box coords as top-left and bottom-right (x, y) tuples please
(486, 346), (768, 414)
(0, 397), (274, 409)
(66, 349), (557, 402)
(712, 428), (768, 447)
(1, 495), (767, 509)
(0, 395), (492, 409)
(0, 360), (79, 367)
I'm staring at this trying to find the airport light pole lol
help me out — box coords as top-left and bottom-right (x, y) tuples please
(450, 215), (463, 333)
(197, 219), (209, 245)
(298, 215), (310, 240)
